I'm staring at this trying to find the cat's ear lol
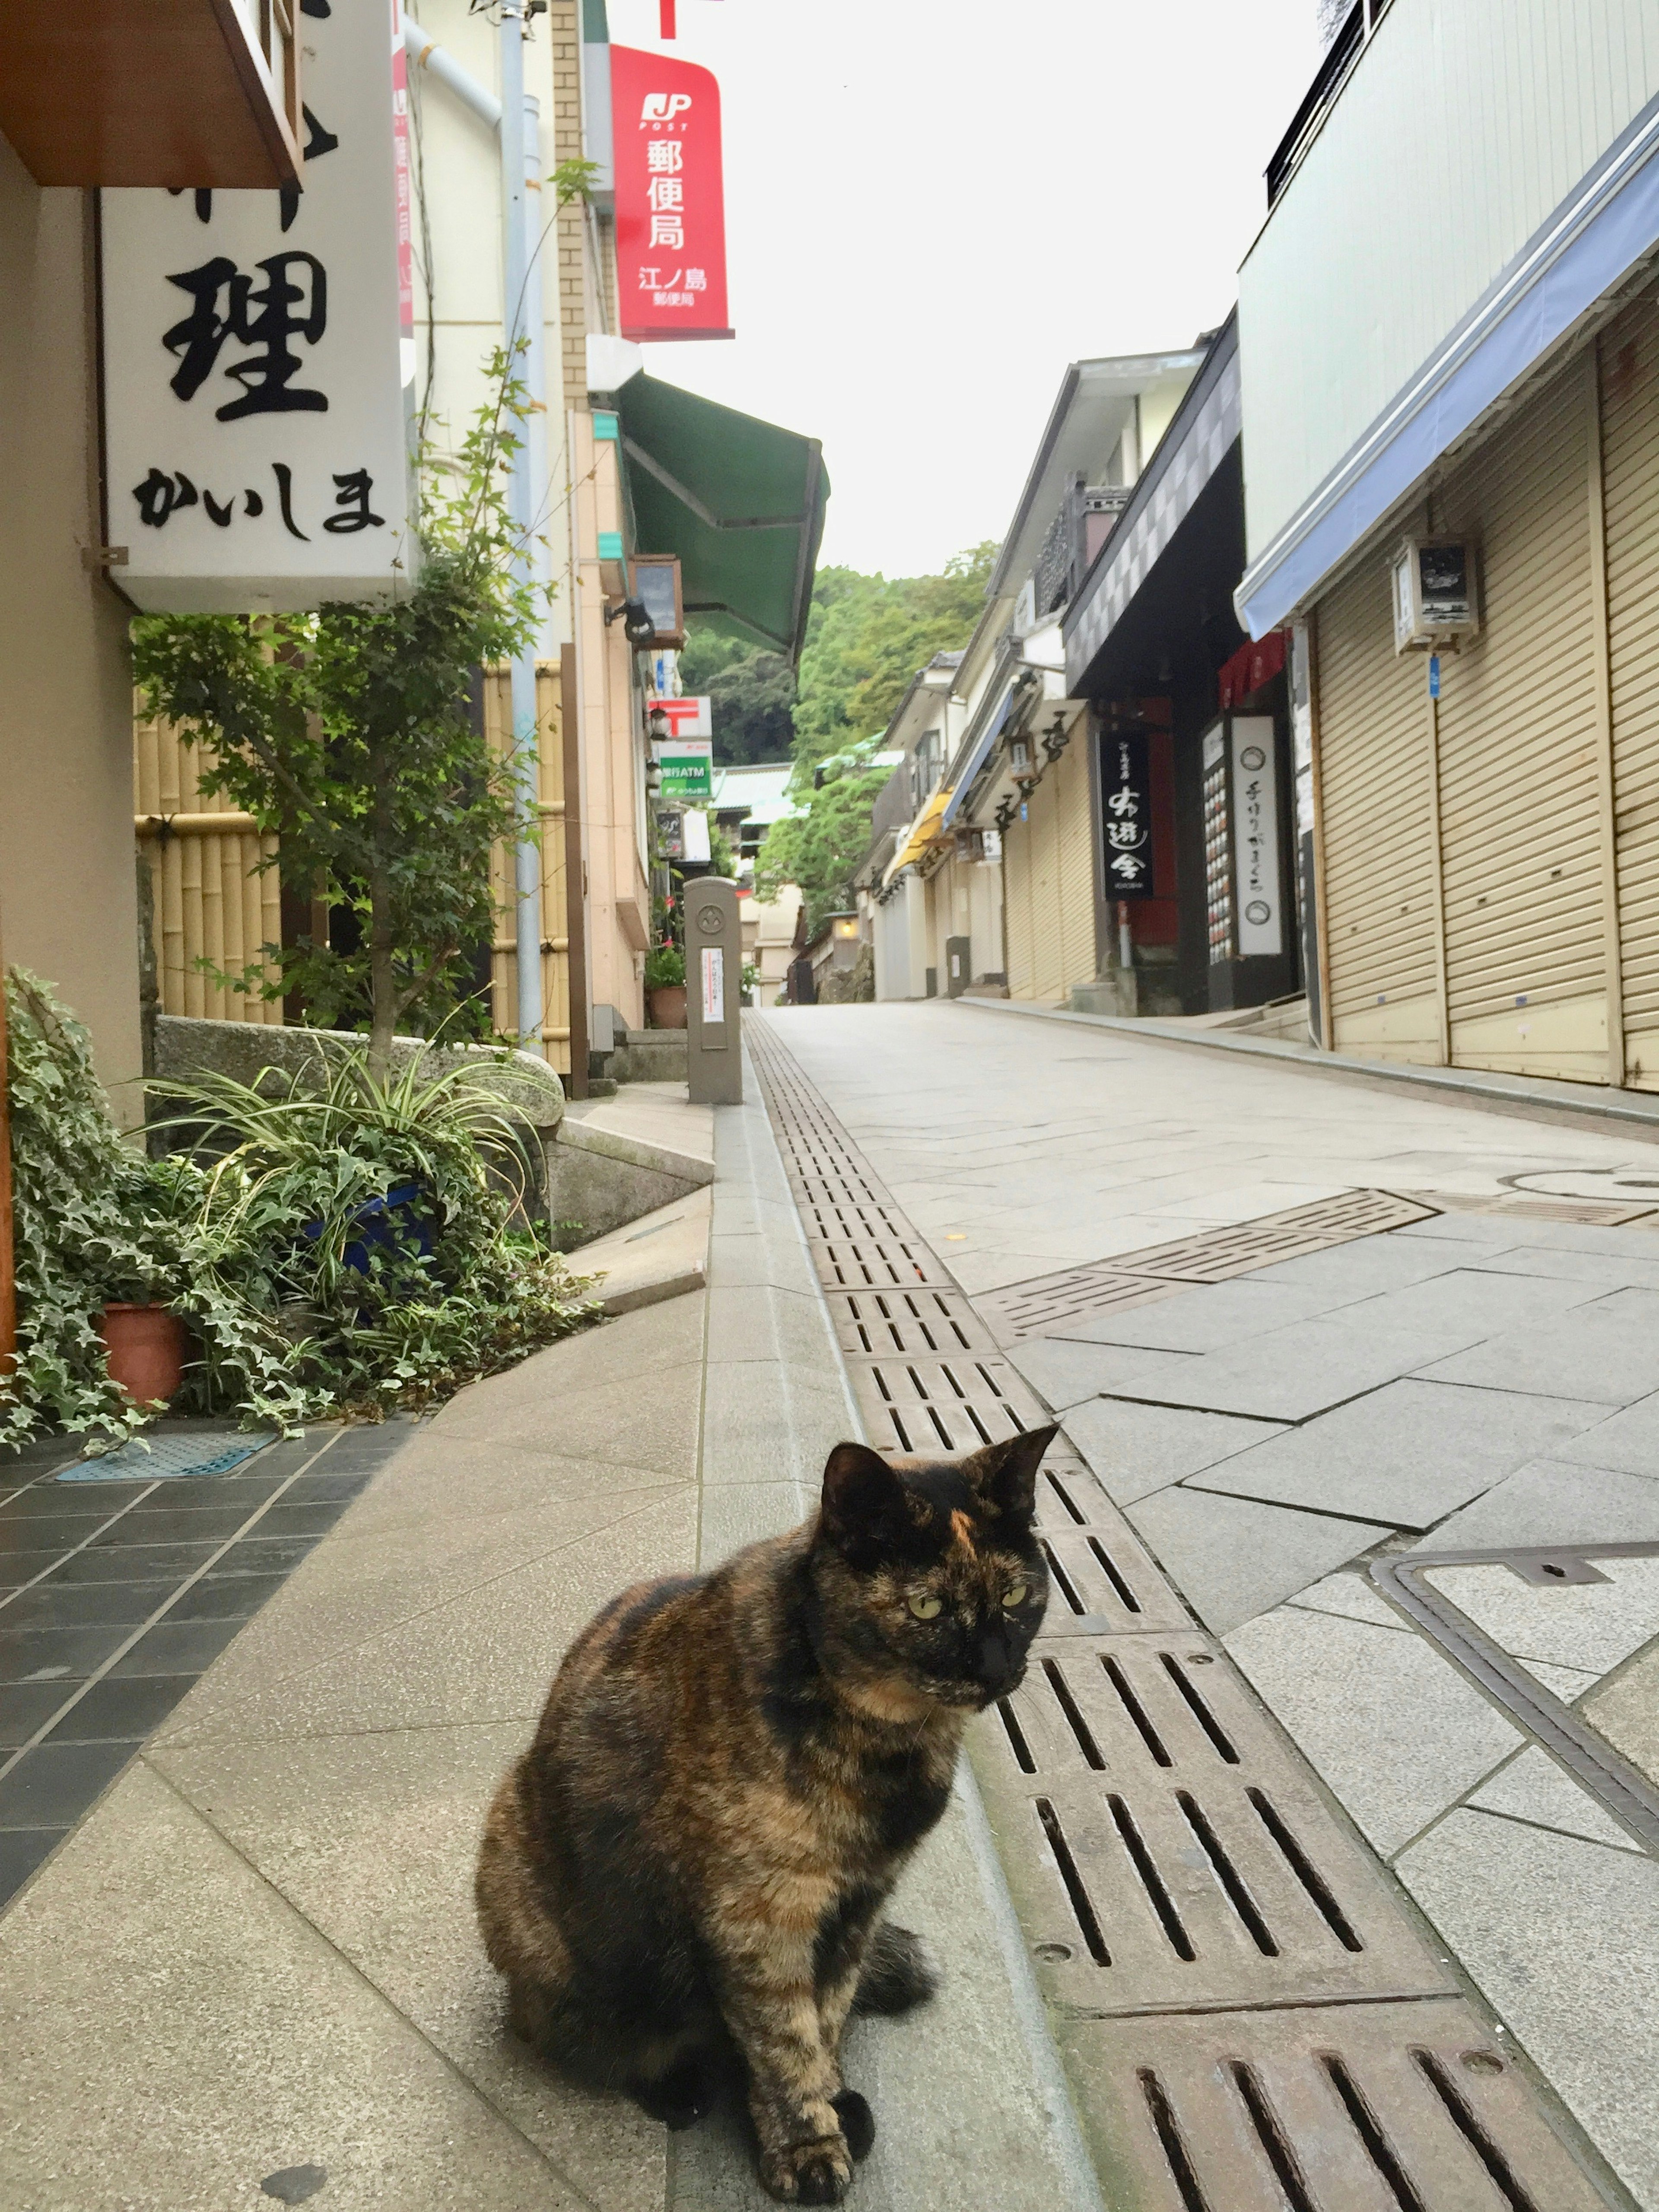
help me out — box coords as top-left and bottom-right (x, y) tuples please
(968, 1422), (1058, 1524)
(820, 1441), (911, 1560)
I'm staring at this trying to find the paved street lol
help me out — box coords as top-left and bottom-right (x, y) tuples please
(760, 998), (1659, 2211)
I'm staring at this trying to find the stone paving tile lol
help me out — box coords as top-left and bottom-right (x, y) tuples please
(1395, 1810), (1659, 2212)
(1189, 1378), (1610, 1532)
(1125, 1485), (1390, 1635)
(1060, 1398), (1284, 1506)
(1583, 1640), (1659, 1786)
(1004, 1337), (1199, 1412)
(1420, 1287), (1659, 1405)
(0, 1761), (584, 2211)
(1333, 1265), (1608, 1348)
(1468, 1745), (1645, 1853)
(1474, 1245), (1659, 1293)
(1105, 1316), (1457, 1423)
(151, 1721), (667, 2212)
(1555, 1390), (1659, 1478)
(1051, 1278), (1340, 1353)
(1408, 1458), (1659, 1549)
(1284, 1569), (1411, 1629)
(159, 1491), (699, 1748)
(1224, 1604), (1522, 1855)
(1521, 1659), (1602, 1702)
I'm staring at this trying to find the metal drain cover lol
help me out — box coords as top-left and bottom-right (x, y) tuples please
(60, 1428), (276, 1483)
(974, 1636), (1451, 2012)
(978, 1190), (1440, 1340)
(1062, 2000), (1610, 2212)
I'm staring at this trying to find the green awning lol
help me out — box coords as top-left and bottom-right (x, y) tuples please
(614, 372), (828, 665)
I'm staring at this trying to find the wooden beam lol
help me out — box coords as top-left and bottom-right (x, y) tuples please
(0, 0), (301, 190)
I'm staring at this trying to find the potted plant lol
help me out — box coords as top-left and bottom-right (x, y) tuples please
(99, 1299), (191, 1409)
(644, 943), (687, 1030)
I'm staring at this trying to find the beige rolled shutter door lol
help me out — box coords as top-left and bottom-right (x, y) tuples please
(1314, 542), (1442, 1061)
(1029, 763), (1064, 1003)
(1603, 291), (1659, 1092)
(1004, 816), (1035, 1000)
(1433, 358), (1606, 1079)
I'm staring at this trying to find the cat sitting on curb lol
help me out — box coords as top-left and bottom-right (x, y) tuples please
(476, 1422), (1058, 2206)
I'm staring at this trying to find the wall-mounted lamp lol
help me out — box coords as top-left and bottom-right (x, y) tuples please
(605, 597), (657, 649)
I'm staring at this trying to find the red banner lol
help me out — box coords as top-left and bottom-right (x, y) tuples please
(610, 45), (733, 343)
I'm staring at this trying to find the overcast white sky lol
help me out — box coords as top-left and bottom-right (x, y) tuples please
(602, 0), (1323, 579)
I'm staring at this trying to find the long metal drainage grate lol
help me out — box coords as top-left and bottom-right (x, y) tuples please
(747, 1017), (1623, 2212)
(977, 1189), (1442, 1342)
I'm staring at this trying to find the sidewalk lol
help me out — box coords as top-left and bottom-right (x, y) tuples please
(757, 1000), (1659, 2212)
(0, 1055), (1098, 2212)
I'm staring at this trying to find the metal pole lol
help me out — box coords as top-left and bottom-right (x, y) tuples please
(499, 5), (544, 1054)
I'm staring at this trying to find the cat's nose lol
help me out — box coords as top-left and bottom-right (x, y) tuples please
(975, 1633), (1014, 1688)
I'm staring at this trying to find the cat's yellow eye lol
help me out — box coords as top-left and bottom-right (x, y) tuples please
(1002, 1583), (1029, 1610)
(907, 1593), (943, 1621)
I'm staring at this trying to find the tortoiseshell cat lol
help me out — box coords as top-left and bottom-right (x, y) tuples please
(476, 1423), (1057, 2205)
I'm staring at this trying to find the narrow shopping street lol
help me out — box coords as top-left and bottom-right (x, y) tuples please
(755, 999), (1659, 2211)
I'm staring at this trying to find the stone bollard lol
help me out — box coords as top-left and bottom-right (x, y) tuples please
(685, 878), (743, 1106)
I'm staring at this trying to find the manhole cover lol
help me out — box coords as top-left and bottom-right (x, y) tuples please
(60, 1429), (276, 1484)
(1374, 1542), (1659, 1852)
(1506, 1165), (1659, 1204)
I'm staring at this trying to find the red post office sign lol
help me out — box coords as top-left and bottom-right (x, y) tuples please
(610, 46), (733, 343)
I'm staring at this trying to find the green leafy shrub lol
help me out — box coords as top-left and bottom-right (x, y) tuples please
(1, 969), (598, 1450)
(643, 944), (686, 991)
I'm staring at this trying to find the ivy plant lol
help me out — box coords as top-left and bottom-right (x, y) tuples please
(0, 969), (597, 1451)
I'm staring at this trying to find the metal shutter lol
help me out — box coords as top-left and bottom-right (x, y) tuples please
(1004, 813), (1034, 999)
(1314, 534), (1443, 1061)
(1434, 356), (1607, 1078)
(1028, 762), (1065, 1004)
(1604, 292), (1659, 1091)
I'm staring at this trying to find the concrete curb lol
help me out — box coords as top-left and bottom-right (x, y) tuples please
(553, 1113), (716, 1186)
(575, 1188), (712, 1315)
(955, 991), (1659, 1131)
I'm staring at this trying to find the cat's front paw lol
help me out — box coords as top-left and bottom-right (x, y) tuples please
(759, 2134), (853, 2205)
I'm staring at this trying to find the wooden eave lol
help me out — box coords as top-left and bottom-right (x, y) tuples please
(0, 0), (302, 190)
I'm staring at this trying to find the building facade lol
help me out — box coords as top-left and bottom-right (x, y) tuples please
(1236, 0), (1659, 1087)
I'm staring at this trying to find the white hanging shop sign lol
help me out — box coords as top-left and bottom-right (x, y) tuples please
(100, 0), (416, 613)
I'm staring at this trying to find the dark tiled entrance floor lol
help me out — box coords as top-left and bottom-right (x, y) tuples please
(0, 1421), (410, 1908)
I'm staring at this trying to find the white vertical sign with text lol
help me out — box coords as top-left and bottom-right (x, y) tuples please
(101, 0), (413, 612)
(1229, 715), (1283, 957)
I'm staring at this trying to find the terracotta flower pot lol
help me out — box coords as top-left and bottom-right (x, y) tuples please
(649, 983), (687, 1029)
(99, 1303), (189, 1407)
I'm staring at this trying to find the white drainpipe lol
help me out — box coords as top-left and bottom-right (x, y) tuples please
(404, 12), (546, 1057)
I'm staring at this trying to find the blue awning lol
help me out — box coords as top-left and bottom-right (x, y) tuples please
(1236, 93), (1659, 638)
(940, 684), (1014, 828)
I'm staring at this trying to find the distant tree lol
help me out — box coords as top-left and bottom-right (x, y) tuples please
(675, 626), (797, 766)
(754, 739), (890, 938)
(790, 543), (995, 780)
(708, 651), (796, 766)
